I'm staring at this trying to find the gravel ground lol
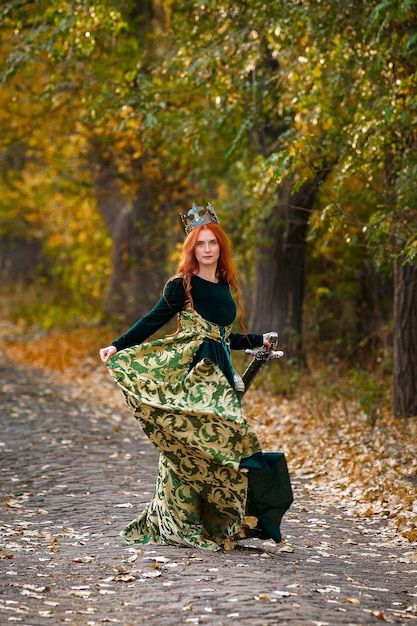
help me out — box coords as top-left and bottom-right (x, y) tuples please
(1, 364), (416, 626)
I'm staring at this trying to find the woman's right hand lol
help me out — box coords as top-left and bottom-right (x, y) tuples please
(99, 345), (117, 363)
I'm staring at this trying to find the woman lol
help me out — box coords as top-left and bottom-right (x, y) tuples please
(100, 203), (292, 551)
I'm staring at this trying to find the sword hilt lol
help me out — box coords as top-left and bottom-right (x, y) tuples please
(245, 331), (283, 359)
(240, 331), (284, 395)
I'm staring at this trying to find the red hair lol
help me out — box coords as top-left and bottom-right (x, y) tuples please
(176, 224), (246, 327)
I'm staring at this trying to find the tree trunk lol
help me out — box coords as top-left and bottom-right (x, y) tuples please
(88, 0), (172, 326)
(393, 258), (417, 417)
(0, 236), (43, 283)
(250, 173), (328, 365)
(91, 151), (169, 325)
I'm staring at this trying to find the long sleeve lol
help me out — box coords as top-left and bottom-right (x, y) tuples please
(229, 332), (263, 350)
(111, 278), (187, 351)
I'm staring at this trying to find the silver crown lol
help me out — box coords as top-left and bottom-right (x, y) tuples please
(180, 202), (220, 235)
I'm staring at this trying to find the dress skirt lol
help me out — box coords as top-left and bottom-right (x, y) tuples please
(107, 307), (292, 551)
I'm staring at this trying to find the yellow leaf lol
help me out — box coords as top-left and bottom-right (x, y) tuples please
(68, 589), (92, 598)
(370, 610), (387, 621)
(5, 498), (22, 508)
(223, 536), (235, 551)
(243, 515), (258, 529)
(113, 574), (135, 582)
(278, 544), (294, 553)
(343, 597), (361, 605)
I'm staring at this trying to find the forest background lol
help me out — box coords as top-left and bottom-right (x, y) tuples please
(0, 0), (416, 546)
(1, 0), (416, 414)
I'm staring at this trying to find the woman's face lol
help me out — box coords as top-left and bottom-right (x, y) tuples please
(194, 228), (220, 269)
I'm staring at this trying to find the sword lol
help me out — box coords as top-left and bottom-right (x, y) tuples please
(239, 331), (284, 395)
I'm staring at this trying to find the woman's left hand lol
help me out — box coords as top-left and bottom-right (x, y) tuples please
(263, 333), (272, 349)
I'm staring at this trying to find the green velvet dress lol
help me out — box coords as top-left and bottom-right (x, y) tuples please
(106, 275), (293, 551)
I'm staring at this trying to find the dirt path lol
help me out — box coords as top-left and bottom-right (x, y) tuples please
(1, 364), (416, 625)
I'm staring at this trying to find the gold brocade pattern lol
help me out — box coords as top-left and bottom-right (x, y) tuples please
(106, 307), (261, 550)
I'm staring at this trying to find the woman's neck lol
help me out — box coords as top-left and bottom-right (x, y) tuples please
(195, 268), (218, 283)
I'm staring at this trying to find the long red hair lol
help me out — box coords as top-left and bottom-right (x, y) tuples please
(176, 224), (246, 327)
